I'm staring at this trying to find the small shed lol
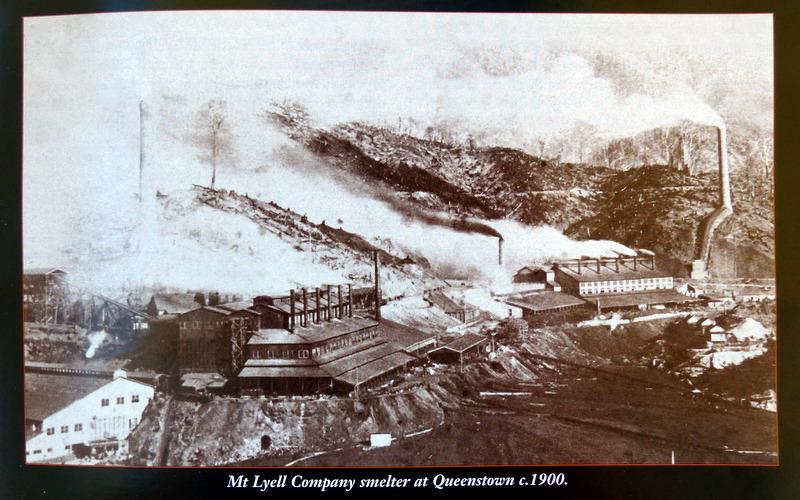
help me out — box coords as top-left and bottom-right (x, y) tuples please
(428, 333), (487, 366)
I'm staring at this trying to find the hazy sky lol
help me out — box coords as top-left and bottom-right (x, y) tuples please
(23, 11), (773, 268)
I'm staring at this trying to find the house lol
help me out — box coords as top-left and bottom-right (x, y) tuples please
(25, 369), (154, 463)
(709, 325), (727, 343)
(513, 266), (560, 292)
(428, 333), (488, 366)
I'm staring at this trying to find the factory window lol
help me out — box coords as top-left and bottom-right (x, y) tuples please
(74, 423), (82, 431)
(60, 425), (68, 433)
(46, 427), (54, 435)
(299, 350), (309, 359)
(47, 448), (53, 453)
(65, 445), (71, 451)
(117, 396), (124, 404)
(132, 395), (140, 403)
(101, 398), (109, 407)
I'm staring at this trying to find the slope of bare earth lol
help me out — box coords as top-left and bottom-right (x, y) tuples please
(267, 104), (773, 279)
(126, 322), (776, 466)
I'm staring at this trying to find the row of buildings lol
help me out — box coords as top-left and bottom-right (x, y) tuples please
(508, 250), (701, 320)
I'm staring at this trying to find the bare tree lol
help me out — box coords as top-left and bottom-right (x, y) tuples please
(196, 100), (231, 189)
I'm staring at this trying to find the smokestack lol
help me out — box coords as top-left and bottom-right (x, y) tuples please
(315, 288), (321, 324)
(139, 100), (144, 204)
(717, 127), (733, 209)
(614, 258), (619, 272)
(633, 255), (638, 271)
(337, 285), (343, 319)
(348, 283), (353, 318)
(373, 250), (381, 321)
(289, 289), (295, 333)
(327, 285), (332, 322)
(302, 288), (308, 327)
(596, 258), (601, 273)
(498, 237), (504, 266)
(577, 258), (582, 274)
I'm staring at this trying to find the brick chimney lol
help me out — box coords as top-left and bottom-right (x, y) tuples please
(289, 289), (295, 333)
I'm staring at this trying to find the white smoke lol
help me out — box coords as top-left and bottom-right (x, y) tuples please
(85, 329), (108, 359)
(23, 12), (770, 290)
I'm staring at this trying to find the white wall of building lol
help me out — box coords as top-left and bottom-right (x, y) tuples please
(26, 376), (154, 462)
(578, 277), (674, 295)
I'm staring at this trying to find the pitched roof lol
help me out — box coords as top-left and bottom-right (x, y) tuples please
(150, 293), (202, 314)
(247, 316), (379, 346)
(505, 291), (587, 312)
(377, 319), (437, 352)
(433, 333), (487, 353)
(333, 351), (415, 386)
(582, 290), (701, 308)
(23, 267), (67, 276)
(555, 262), (670, 283)
(426, 291), (468, 313)
(25, 372), (109, 422)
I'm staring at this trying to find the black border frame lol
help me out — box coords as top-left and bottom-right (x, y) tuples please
(2, 2), (799, 498)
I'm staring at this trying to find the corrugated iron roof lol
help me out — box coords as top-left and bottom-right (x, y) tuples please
(426, 291), (467, 313)
(238, 366), (330, 379)
(319, 342), (402, 377)
(432, 333), (487, 353)
(25, 373), (109, 422)
(582, 290), (701, 308)
(556, 263), (670, 283)
(505, 291), (587, 312)
(150, 293), (203, 315)
(334, 351), (415, 386)
(243, 358), (318, 367)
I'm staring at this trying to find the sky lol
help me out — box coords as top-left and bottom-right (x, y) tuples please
(22, 11), (773, 286)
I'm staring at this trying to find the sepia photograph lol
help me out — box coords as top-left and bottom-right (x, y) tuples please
(22, 11), (776, 467)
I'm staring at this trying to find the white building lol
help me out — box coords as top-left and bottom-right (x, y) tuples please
(25, 369), (154, 463)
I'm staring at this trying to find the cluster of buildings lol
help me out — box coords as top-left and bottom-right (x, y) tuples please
(508, 250), (701, 320)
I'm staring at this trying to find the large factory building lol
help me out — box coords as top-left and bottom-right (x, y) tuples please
(553, 250), (698, 312)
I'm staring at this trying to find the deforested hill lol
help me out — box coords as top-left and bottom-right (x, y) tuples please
(267, 102), (607, 229)
(565, 166), (774, 278)
(266, 103), (774, 278)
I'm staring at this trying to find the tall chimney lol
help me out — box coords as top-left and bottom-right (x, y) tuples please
(614, 258), (619, 272)
(315, 288), (321, 324)
(498, 237), (504, 266)
(326, 285), (333, 322)
(717, 127), (733, 209)
(348, 283), (353, 318)
(577, 258), (582, 274)
(289, 289), (296, 333)
(373, 250), (381, 321)
(302, 288), (308, 327)
(633, 255), (638, 271)
(595, 258), (601, 273)
(337, 285), (343, 319)
(139, 100), (145, 204)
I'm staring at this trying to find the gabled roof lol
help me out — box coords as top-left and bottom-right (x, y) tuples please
(505, 291), (587, 312)
(432, 333), (487, 354)
(425, 291), (468, 313)
(555, 262), (670, 283)
(23, 267), (67, 276)
(25, 373), (152, 422)
(149, 293), (203, 314)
